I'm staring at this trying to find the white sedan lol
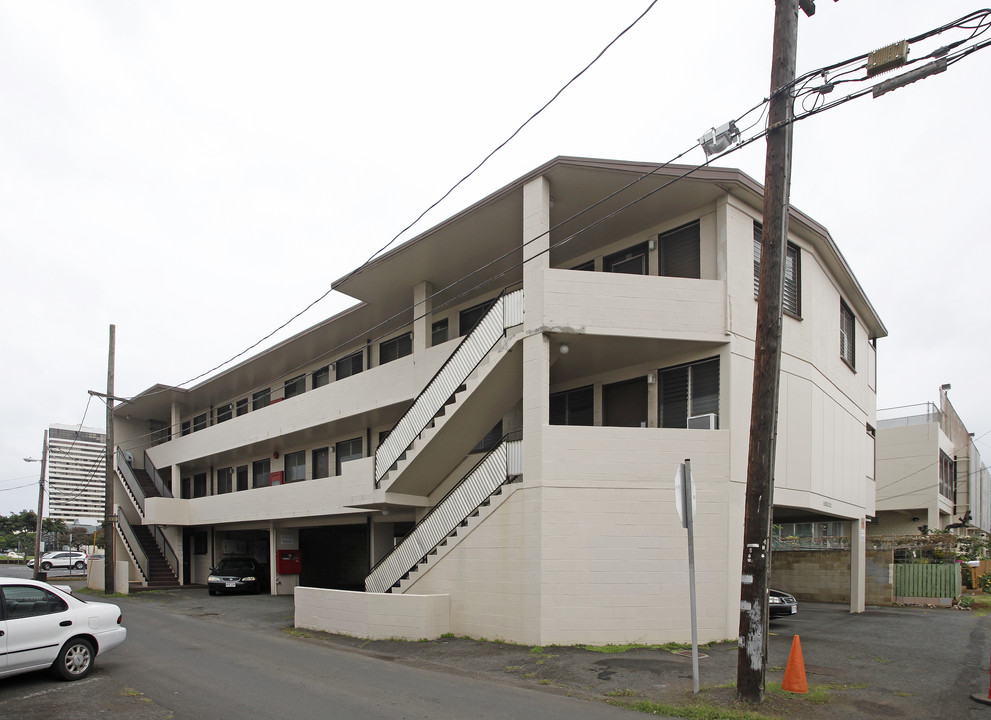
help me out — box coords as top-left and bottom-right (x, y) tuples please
(0, 577), (126, 680)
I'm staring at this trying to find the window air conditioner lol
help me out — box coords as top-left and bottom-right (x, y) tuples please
(687, 413), (717, 430)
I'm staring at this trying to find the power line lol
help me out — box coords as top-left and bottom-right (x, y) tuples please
(114, 10), (991, 452)
(139, 0), (663, 395)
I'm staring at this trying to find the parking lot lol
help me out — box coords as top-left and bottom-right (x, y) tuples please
(1, 569), (990, 719)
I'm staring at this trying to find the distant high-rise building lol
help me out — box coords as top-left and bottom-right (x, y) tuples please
(47, 424), (105, 525)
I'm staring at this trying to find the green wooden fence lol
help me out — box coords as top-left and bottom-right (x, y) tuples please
(893, 563), (962, 598)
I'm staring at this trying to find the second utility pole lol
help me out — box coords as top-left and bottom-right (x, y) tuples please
(737, 0), (804, 704)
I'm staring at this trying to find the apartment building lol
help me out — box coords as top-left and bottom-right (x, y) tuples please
(112, 157), (885, 644)
(46, 423), (106, 525)
(873, 386), (990, 537)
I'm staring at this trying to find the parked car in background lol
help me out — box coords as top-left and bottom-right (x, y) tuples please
(27, 551), (88, 571)
(769, 589), (798, 618)
(207, 557), (269, 595)
(0, 576), (126, 680)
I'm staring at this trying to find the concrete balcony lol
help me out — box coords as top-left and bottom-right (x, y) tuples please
(146, 346), (451, 469)
(542, 268), (727, 342)
(143, 457), (391, 526)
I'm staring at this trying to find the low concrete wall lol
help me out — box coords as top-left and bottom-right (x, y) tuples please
(771, 549), (894, 606)
(294, 587), (450, 640)
(86, 559), (130, 594)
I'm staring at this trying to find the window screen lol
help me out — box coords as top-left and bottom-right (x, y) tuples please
(604, 242), (648, 275)
(549, 386), (594, 426)
(659, 221), (700, 279)
(603, 377), (648, 427)
(660, 357), (720, 429)
(840, 301), (856, 368)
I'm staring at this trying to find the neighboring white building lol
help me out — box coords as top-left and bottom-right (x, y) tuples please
(873, 386), (990, 538)
(112, 157), (886, 644)
(47, 423), (106, 526)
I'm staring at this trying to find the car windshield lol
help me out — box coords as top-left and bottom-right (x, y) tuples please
(215, 559), (254, 574)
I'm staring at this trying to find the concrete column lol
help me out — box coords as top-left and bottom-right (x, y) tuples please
(520, 176), (550, 644)
(849, 516), (866, 613)
(522, 175), (550, 331)
(413, 281), (433, 354)
(171, 400), (181, 439)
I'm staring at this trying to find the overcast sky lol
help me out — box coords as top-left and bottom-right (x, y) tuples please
(1, 1), (988, 515)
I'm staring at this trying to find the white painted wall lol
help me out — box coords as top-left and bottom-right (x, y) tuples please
(295, 587), (449, 641)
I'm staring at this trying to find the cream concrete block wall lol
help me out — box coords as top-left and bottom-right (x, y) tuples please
(542, 268), (727, 341)
(408, 426), (734, 645)
(145, 458), (374, 525)
(294, 587), (450, 640)
(399, 485), (544, 644)
(868, 511), (927, 537)
(537, 426), (732, 645)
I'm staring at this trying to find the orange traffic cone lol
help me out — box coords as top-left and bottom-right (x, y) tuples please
(782, 635), (808, 694)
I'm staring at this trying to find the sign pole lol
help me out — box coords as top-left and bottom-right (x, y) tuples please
(683, 460), (700, 694)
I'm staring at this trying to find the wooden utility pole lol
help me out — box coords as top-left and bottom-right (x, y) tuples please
(737, 0), (804, 703)
(104, 324), (116, 595)
(32, 430), (48, 580)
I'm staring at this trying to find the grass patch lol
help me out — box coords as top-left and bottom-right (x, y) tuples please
(603, 688), (639, 697)
(504, 665), (521, 672)
(522, 672), (537, 679)
(873, 656), (890, 663)
(582, 641), (707, 654)
(121, 688), (142, 697)
(609, 698), (783, 720)
(766, 682), (830, 705)
(440, 632), (456, 638)
(539, 679), (553, 685)
(530, 645), (545, 654)
(282, 627), (312, 639)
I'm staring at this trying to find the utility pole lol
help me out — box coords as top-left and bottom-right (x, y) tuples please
(104, 324), (116, 595)
(32, 430), (48, 580)
(737, 0), (808, 703)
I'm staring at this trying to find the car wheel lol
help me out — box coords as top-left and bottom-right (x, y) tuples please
(53, 637), (95, 681)
(41, 561), (52, 571)
(74, 561), (85, 570)
(208, 588), (217, 596)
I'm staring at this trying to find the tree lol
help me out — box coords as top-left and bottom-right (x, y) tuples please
(69, 527), (92, 551)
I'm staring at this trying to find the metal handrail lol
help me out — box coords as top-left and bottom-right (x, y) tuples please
(153, 527), (179, 579)
(117, 510), (149, 583)
(144, 451), (173, 498)
(116, 447), (146, 514)
(374, 286), (523, 486)
(366, 433), (522, 594)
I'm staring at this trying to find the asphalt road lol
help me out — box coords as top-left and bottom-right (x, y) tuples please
(3, 566), (991, 720)
(0, 576), (639, 720)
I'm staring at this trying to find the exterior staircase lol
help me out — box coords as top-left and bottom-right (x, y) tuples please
(115, 448), (180, 590)
(374, 288), (523, 490)
(127, 524), (180, 591)
(365, 437), (522, 593)
(375, 289), (524, 496)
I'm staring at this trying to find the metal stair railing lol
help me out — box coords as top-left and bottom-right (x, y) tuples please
(144, 450), (173, 498)
(366, 434), (522, 594)
(116, 510), (149, 584)
(116, 448), (146, 516)
(374, 287), (523, 487)
(153, 527), (179, 580)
